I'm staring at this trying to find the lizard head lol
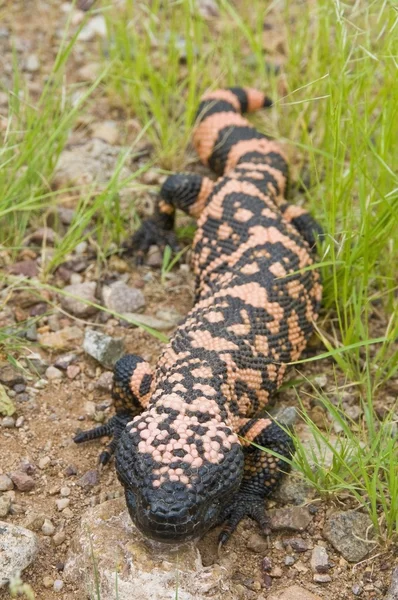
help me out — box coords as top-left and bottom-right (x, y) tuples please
(115, 400), (244, 543)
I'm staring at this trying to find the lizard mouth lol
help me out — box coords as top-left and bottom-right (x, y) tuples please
(124, 488), (221, 543)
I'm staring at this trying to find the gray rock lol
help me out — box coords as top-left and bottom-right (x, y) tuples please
(60, 282), (98, 318)
(0, 496), (11, 518)
(269, 507), (313, 532)
(274, 475), (316, 505)
(102, 282), (145, 314)
(64, 497), (234, 600)
(313, 574), (331, 583)
(45, 366), (63, 381)
(0, 475), (13, 492)
(10, 471), (35, 492)
(0, 521), (38, 587)
(247, 532), (268, 554)
(1, 416), (15, 428)
(384, 567), (398, 600)
(271, 405), (298, 427)
(310, 545), (330, 573)
(0, 364), (25, 388)
(95, 371), (113, 392)
(24, 54), (40, 72)
(77, 469), (100, 488)
(323, 510), (375, 562)
(83, 329), (124, 369)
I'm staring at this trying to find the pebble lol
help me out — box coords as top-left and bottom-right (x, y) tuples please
(60, 282), (98, 318)
(56, 498), (70, 511)
(24, 54), (40, 72)
(66, 364), (80, 380)
(102, 282), (145, 314)
(53, 531), (66, 546)
(65, 464), (78, 477)
(83, 329), (124, 369)
(38, 326), (84, 350)
(45, 366), (63, 380)
(15, 416), (24, 428)
(270, 566), (283, 578)
(78, 15), (107, 41)
(310, 545), (330, 573)
(10, 471), (35, 492)
(43, 576), (54, 588)
(0, 495), (11, 517)
(75, 241), (88, 255)
(0, 364), (25, 387)
(54, 354), (77, 370)
(0, 522), (38, 588)
(54, 579), (64, 592)
(38, 456), (51, 470)
(95, 371), (113, 392)
(247, 532), (268, 554)
(323, 510), (374, 562)
(262, 557), (272, 571)
(286, 537), (310, 552)
(0, 475), (14, 491)
(313, 573), (332, 583)
(145, 245), (163, 267)
(270, 506), (313, 532)
(1, 416), (15, 428)
(42, 519), (55, 536)
(285, 556), (295, 566)
(60, 486), (71, 497)
(77, 469), (99, 488)
(91, 121), (119, 145)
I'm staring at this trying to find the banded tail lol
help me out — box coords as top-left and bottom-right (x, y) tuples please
(193, 87), (275, 175)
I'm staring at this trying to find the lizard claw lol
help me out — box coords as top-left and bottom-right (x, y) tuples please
(217, 493), (271, 546)
(122, 218), (180, 265)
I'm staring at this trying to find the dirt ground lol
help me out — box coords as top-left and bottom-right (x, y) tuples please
(0, 2), (397, 599)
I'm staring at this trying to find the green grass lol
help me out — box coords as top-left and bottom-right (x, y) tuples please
(0, 0), (397, 556)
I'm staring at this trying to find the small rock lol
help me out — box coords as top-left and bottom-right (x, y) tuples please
(77, 469), (99, 488)
(8, 260), (38, 278)
(24, 512), (46, 531)
(56, 498), (70, 511)
(262, 557), (272, 571)
(155, 308), (183, 326)
(60, 486), (71, 497)
(247, 533), (268, 554)
(310, 545), (330, 573)
(42, 519), (55, 536)
(53, 531), (66, 546)
(45, 366), (63, 380)
(65, 464), (78, 477)
(108, 255), (130, 274)
(1, 416), (15, 428)
(75, 241), (88, 255)
(53, 579), (64, 592)
(54, 354), (77, 370)
(92, 121), (119, 145)
(102, 282), (145, 314)
(285, 556), (295, 566)
(24, 54), (40, 72)
(314, 374), (327, 387)
(313, 574), (332, 583)
(27, 227), (58, 245)
(0, 496), (11, 518)
(43, 576), (54, 588)
(269, 507), (312, 532)
(271, 405), (298, 427)
(25, 353), (49, 375)
(66, 364), (80, 380)
(0, 522), (38, 587)
(352, 583), (362, 596)
(286, 537), (310, 553)
(145, 245), (163, 267)
(0, 364), (25, 387)
(95, 371), (113, 392)
(38, 456), (51, 470)
(323, 510), (374, 562)
(10, 471), (35, 492)
(78, 15), (107, 40)
(83, 329), (124, 368)
(0, 475), (14, 491)
(270, 566), (283, 578)
(38, 326), (83, 350)
(60, 282), (98, 318)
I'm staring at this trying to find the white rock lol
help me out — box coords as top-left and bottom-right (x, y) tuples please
(78, 15), (107, 41)
(64, 498), (232, 600)
(0, 521), (38, 587)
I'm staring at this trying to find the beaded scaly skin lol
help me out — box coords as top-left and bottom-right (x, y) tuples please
(75, 87), (323, 545)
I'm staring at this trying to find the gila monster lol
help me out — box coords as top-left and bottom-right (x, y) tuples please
(75, 86), (323, 545)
